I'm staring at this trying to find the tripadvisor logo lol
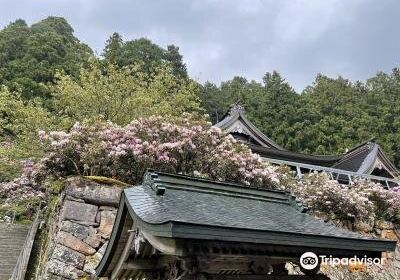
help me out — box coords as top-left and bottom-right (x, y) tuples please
(300, 252), (319, 270)
(300, 252), (384, 270)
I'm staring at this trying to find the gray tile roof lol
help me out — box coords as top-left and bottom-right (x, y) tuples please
(126, 184), (363, 239)
(96, 171), (396, 277)
(333, 141), (399, 177)
(124, 171), (394, 250)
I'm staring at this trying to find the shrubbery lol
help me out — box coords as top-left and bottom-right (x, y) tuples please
(0, 87), (56, 181)
(288, 172), (400, 223)
(38, 116), (279, 186)
(0, 60), (203, 182)
(53, 62), (202, 126)
(1, 116), (279, 221)
(0, 160), (45, 222)
(1, 116), (400, 226)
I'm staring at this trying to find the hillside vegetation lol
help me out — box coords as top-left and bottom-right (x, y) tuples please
(1, 17), (400, 177)
(0, 17), (400, 224)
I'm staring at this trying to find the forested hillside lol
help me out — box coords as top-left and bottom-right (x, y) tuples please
(1, 16), (400, 184)
(199, 71), (400, 167)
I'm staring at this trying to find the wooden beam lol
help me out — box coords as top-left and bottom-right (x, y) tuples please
(110, 226), (135, 280)
(141, 229), (184, 256)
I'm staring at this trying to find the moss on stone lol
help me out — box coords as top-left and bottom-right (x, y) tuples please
(83, 176), (129, 187)
(49, 180), (65, 194)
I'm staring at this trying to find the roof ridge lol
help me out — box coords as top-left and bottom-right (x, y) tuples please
(345, 138), (377, 154)
(144, 169), (285, 193)
(160, 183), (291, 204)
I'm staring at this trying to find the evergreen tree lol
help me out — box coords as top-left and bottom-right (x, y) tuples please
(102, 36), (188, 79)
(103, 32), (123, 63)
(0, 17), (92, 101)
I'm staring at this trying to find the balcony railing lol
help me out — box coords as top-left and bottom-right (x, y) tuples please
(262, 157), (400, 188)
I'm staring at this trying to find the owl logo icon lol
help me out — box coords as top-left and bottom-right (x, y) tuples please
(300, 252), (319, 270)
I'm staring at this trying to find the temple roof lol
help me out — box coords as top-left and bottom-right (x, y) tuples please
(249, 144), (341, 167)
(332, 140), (399, 178)
(215, 105), (399, 179)
(96, 171), (396, 277)
(128, 173), (351, 240)
(215, 104), (284, 150)
(123, 171), (393, 249)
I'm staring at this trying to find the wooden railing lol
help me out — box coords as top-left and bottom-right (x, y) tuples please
(11, 208), (41, 280)
(264, 157), (400, 188)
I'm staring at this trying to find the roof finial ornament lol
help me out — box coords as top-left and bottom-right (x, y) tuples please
(143, 170), (165, 195)
(228, 104), (245, 116)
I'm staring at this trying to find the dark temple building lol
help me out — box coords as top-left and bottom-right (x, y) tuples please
(215, 105), (399, 187)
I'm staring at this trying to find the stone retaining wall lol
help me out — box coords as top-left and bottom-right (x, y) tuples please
(41, 177), (123, 279)
(313, 214), (400, 279)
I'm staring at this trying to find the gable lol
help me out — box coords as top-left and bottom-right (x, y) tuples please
(215, 105), (283, 150)
(333, 141), (399, 178)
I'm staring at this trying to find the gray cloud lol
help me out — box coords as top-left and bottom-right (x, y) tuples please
(1, 0), (400, 91)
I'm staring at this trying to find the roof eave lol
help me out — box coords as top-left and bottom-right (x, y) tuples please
(124, 214), (396, 254)
(249, 144), (342, 166)
(377, 148), (400, 177)
(95, 192), (130, 277)
(167, 222), (396, 253)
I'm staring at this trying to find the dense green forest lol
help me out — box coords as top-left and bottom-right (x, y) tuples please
(1, 16), (400, 181)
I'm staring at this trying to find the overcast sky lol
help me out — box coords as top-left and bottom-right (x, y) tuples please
(1, 0), (399, 91)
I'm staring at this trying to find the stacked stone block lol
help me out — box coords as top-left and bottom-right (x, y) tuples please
(43, 177), (123, 279)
